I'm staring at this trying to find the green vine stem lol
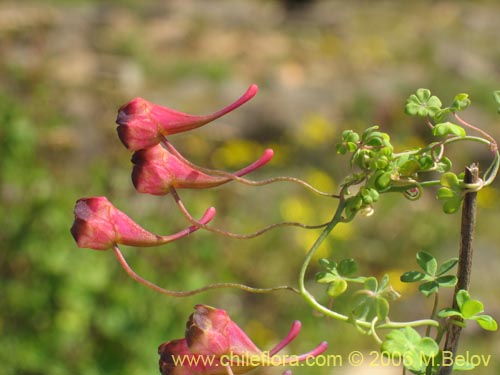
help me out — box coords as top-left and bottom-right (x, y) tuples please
(298, 193), (440, 332)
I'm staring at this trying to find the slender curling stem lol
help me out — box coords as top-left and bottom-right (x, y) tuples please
(454, 113), (498, 151)
(298, 196), (440, 331)
(425, 292), (439, 337)
(483, 150), (500, 186)
(370, 317), (383, 344)
(438, 165), (478, 375)
(169, 186), (328, 239)
(113, 245), (299, 296)
(426, 117), (435, 130)
(161, 137), (338, 197)
(392, 135), (494, 158)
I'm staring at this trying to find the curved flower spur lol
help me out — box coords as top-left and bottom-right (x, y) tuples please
(70, 196), (215, 250)
(158, 304), (328, 375)
(70, 196), (216, 294)
(116, 84), (258, 151)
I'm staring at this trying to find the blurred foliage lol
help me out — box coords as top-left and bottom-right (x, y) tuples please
(1, 1), (500, 374)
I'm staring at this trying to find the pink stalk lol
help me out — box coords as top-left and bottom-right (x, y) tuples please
(168, 186), (329, 239)
(113, 245), (298, 297)
(269, 321), (302, 356)
(454, 113), (498, 151)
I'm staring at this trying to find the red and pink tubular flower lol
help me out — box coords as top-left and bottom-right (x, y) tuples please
(116, 84), (258, 151)
(70, 196), (215, 250)
(131, 144), (274, 195)
(158, 305), (328, 375)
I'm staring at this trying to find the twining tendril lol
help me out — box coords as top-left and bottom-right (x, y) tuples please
(169, 186), (329, 239)
(161, 136), (339, 198)
(113, 245), (299, 297)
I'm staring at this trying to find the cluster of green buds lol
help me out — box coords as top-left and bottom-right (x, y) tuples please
(335, 88), (499, 221)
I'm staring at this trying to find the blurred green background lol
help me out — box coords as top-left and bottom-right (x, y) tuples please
(1, 1), (500, 374)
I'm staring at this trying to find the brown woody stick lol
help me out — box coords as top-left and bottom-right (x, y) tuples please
(438, 164), (479, 375)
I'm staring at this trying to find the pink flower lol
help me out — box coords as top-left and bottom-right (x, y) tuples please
(116, 85), (258, 151)
(70, 196), (215, 250)
(131, 144), (274, 195)
(158, 304), (328, 375)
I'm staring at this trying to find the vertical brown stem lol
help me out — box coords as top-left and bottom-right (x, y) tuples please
(438, 164), (479, 375)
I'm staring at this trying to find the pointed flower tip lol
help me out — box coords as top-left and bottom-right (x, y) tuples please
(269, 320), (302, 356)
(246, 84), (259, 99)
(233, 148), (274, 178)
(200, 83), (259, 123)
(200, 207), (217, 223)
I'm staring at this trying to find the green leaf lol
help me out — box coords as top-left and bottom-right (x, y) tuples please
(442, 196), (463, 214)
(379, 274), (390, 290)
(494, 90), (500, 114)
(436, 156), (452, 172)
(415, 337), (440, 358)
(461, 299), (484, 318)
(350, 293), (371, 318)
(381, 327), (439, 373)
(327, 279), (348, 297)
(493, 90), (500, 104)
(375, 297), (390, 320)
(374, 171), (392, 190)
(364, 277), (378, 292)
(381, 327), (421, 353)
(433, 122), (466, 137)
(453, 361), (475, 371)
(418, 155), (435, 170)
(400, 271), (426, 283)
(338, 258), (357, 276)
(342, 130), (360, 143)
(416, 251), (437, 276)
(316, 272), (337, 284)
(434, 107), (451, 122)
(419, 281), (439, 297)
(473, 315), (498, 331)
(318, 258), (333, 269)
(437, 257), (458, 276)
(436, 275), (457, 287)
(437, 187), (456, 200)
(438, 307), (462, 319)
(451, 93), (471, 112)
(440, 172), (461, 189)
(405, 88), (442, 117)
(456, 290), (470, 310)
(399, 159), (421, 176)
